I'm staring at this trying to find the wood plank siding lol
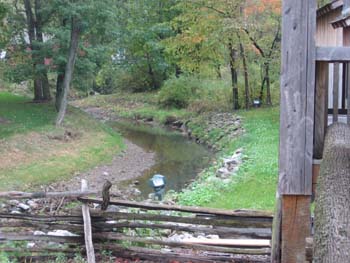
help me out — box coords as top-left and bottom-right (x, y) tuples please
(316, 8), (343, 114)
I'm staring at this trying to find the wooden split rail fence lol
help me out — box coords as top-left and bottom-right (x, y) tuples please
(0, 180), (273, 262)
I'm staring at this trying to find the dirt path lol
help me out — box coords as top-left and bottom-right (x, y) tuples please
(51, 107), (156, 193)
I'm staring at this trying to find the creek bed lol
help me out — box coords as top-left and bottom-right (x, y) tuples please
(109, 121), (214, 198)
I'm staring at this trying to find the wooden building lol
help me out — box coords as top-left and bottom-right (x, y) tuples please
(274, 0), (350, 262)
(317, 0), (349, 123)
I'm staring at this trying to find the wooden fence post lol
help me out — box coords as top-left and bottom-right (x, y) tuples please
(277, 0), (316, 262)
(81, 179), (96, 263)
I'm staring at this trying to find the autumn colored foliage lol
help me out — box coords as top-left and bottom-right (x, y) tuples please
(245, 0), (281, 15)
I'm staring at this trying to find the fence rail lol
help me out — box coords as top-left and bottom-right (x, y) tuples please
(0, 181), (272, 262)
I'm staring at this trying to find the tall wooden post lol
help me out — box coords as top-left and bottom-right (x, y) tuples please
(314, 62), (329, 159)
(277, 1), (316, 262)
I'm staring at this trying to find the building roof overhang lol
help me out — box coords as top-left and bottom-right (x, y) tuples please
(317, 0), (343, 18)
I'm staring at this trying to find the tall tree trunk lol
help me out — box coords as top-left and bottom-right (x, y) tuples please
(216, 63), (222, 79)
(175, 65), (182, 78)
(259, 63), (272, 106)
(56, 17), (80, 126)
(228, 42), (239, 110)
(147, 55), (157, 89)
(238, 36), (250, 110)
(55, 68), (65, 111)
(259, 69), (266, 102)
(264, 63), (272, 106)
(24, 0), (43, 102)
(34, 0), (51, 101)
(243, 25), (280, 107)
(55, 18), (67, 111)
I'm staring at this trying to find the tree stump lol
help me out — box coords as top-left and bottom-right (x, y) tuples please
(314, 123), (350, 263)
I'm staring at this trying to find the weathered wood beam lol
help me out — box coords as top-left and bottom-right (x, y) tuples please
(279, 0), (315, 195)
(95, 244), (269, 263)
(281, 195), (311, 263)
(81, 180), (95, 263)
(89, 211), (272, 228)
(271, 194), (282, 263)
(346, 63), (350, 123)
(316, 47), (350, 62)
(305, 237), (313, 262)
(92, 233), (271, 253)
(79, 197), (273, 218)
(278, 0), (316, 260)
(333, 63), (340, 122)
(0, 233), (82, 243)
(0, 219), (271, 239)
(314, 62), (329, 159)
(317, 0), (342, 17)
(0, 190), (99, 199)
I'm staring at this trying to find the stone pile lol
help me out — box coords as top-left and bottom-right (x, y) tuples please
(217, 148), (243, 180)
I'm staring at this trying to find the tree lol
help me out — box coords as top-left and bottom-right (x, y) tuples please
(3, 0), (52, 101)
(55, 17), (81, 126)
(0, 2), (10, 48)
(165, 0), (281, 109)
(108, 0), (178, 92)
(243, 0), (281, 105)
(163, 1), (225, 76)
(166, 0), (245, 110)
(51, 0), (118, 125)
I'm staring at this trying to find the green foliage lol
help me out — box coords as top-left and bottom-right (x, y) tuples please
(95, 64), (155, 93)
(158, 76), (200, 108)
(2, 0), (119, 98)
(110, 0), (179, 92)
(0, 2), (10, 48)
(163, 1), (225, 75)
(0, 252), (11, 263)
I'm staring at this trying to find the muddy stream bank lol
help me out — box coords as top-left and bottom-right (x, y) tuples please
(52, 107), (214, 200)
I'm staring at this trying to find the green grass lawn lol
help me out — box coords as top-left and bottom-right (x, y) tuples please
(0, 92), (124, 190)
(177, 107), (280, 211)
(0, 92), (57, 138)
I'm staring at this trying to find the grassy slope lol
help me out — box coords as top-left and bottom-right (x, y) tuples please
(0, 92), (123, 191)
(178, 107), (279, 211)
(207, 107), (279, 210)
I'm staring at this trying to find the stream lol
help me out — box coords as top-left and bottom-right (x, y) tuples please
(109, 121), (214, 199)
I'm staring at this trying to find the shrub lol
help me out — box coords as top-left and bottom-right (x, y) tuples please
(95, 65), (163, 94)
(158, 76), (200, 108)
(188, 79), (232, 113)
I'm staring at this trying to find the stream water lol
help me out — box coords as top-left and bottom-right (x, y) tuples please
(109, 121), (214, 198)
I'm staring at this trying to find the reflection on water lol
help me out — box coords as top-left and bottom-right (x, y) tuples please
(109, 121), (213, 198)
